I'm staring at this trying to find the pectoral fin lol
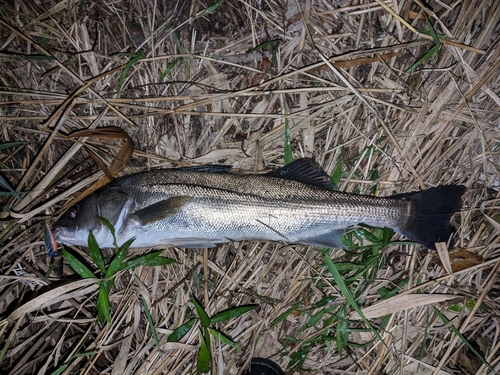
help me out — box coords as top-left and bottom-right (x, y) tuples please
(132, 196), (191, 225)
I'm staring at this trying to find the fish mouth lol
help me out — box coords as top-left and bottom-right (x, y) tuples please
(53, 226), (77, 241)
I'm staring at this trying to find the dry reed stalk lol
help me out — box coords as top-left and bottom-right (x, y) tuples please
(0, 1), (499, 374)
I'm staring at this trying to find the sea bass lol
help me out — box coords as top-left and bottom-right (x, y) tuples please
(52, 158), (466, 250)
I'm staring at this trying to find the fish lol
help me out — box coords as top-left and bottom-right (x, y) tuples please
(52, 158), (466, 250)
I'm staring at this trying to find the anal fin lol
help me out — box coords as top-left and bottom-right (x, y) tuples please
(299, 229), (345, 248)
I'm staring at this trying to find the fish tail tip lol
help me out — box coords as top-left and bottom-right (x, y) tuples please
(397, 185), (466, 250)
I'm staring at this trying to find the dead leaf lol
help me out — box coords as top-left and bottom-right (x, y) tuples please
(349, 294), (459, 320)
(58, 126), (134, 213)
(449, 247), (485, 272)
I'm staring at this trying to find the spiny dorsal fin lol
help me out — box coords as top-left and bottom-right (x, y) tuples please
(177, 165), (232, 173)
(266, 158), (332, 190)
(132, 196), (190, 225)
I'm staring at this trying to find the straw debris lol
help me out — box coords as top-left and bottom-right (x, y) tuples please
(0, 0), (499, 374)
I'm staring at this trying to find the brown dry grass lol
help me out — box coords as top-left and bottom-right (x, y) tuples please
(0, 0), (499, 374)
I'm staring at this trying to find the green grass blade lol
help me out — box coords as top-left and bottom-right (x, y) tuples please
(253, 39), (281, 53)
(160, 58), (180, 81)
(0, 175), (22, 202)
(167, 318), (196, 342)
(195, 0), (223, 18)
(425, 16), (441, 45)
(284, 117), (293, 165)
(433, 307), (493, 371)
(330, 159), (342, 190)
(117, 52), (144, 94)
(209, 305), (258, 324)
(269, 301), (303, 329)
(323, 253), (385, 345)
(62, 249), (95, 279)
(400, 44), (440, 77)
(196, 329), (211, 374)
(0, 141), (26, 150)
(87, 231), (106, 273)
(192, 297), (211, 328)
(142, 298), (161, 352)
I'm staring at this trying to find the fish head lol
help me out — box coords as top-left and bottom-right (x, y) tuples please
(53, 187), (133, 248)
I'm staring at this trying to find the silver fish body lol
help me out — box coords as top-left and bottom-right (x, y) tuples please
(53, 159), (465, 250)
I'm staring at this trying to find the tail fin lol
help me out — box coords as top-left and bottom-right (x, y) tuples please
(395, 185), (466, 250)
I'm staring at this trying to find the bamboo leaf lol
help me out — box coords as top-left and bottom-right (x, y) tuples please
(209, 305), (258, 324)
(207, 327), (235, 347)
(192, 297), (211, 328)
(117, 52), (144, 94)
(97, 283), (111, 325)
(196, 329), (211, 373)
(142, 298), (161, 352)
(119, 250), (177, 272)
(167, 318), (196, 342)
(87, 231), (106, 273)
(105, 237), (135, 278)
(62, 249), (95, 279)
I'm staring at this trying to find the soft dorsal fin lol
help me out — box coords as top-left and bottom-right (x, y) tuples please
(266, 158), (332, 190)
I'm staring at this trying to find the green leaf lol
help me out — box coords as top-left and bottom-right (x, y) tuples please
(284, 117), (293, 165)
(192, 297), (211, 328)
(170, 30), (184, 54)
(433, 307), (493, 371)
(62, 249), (95, 279)
(323, 254), (384, 345)
(207, 327), (235, 347)
(142, 298), (161, 352)
(425, 16), (441, 45)
(167, 318), (196, 342)
(105, 237), (135, 278)
(400, 44), (440, 77)
(119, 250), (177, 272)
(253, 39), (281, 53)
(160, 58), (180, 81)
(98, 217), (118, 248)
(269, 301), (303, 329)
(352, 227), (380, 244)
(288, 343), (313, 369)
(195, 0), (223, 18)
(101, 279), (113, 295)
(336, 306), (349, 355)
(97, 283), (111, 325)
(381, 227), (394, 246)
(48, 364), (68, 375)
(196, 329), (211, 373)
(330, 159), (342, 190)
(87, 231), (106, 273)
(0, 141), (26, 151)
(209, 305), (258, 324)
(0, 175), (22, 201)
(117, 52), (144, 94)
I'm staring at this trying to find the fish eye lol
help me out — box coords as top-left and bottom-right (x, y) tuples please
(68, 205), (79, 219)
